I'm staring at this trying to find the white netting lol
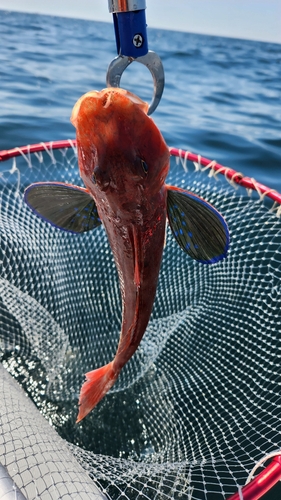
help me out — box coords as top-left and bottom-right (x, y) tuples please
(0, 144), (281, 499)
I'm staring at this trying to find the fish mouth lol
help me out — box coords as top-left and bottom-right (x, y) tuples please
(70, 88), (149, 128)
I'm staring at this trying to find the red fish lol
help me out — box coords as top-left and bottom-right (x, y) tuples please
(24, 88), (229, 423)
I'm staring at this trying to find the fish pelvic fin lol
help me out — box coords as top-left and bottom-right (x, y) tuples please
(76, 361), (118, 423)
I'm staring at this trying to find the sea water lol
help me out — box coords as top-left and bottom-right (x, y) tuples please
(0, 9), (280, 192)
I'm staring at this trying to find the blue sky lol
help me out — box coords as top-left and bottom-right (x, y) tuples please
(1, 0), (280, 44)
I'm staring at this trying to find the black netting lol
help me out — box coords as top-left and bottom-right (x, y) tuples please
(0, 145), (281, 499)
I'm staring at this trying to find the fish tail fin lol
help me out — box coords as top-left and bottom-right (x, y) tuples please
(76, 361), (117, 423)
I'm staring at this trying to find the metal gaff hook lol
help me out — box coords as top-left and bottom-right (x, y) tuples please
(107, 0), (165, 115)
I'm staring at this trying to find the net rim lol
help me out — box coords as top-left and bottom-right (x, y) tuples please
(227, 455), (281, 500)
(0, 140), (280, 206)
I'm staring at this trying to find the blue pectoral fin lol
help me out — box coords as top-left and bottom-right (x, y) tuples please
(166, 185), (230, 264)
(24, 182), (102, 233)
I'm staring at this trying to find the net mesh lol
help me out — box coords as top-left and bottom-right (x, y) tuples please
(0, 143), (281, 499)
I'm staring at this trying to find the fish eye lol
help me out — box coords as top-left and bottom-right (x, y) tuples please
(141, 159), (148, 174)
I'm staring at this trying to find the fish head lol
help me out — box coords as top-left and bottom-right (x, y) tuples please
(70, 88), (170, 212)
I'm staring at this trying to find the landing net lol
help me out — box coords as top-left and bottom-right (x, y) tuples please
(0, 141), (281, 500)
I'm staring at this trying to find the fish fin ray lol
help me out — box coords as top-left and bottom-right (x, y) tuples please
(166, 185), (230, 263)
(76, 361), (117, 422)
(24, 182), (102, 233)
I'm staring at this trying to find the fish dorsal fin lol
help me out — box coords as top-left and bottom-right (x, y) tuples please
(24, 182), (101, 233)
(166, 185), (229, 264)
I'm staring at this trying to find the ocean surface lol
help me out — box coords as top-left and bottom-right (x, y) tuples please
(0, 9), (280, 192)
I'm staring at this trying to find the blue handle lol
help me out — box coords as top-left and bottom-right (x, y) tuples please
(113, 10), (148, 58)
